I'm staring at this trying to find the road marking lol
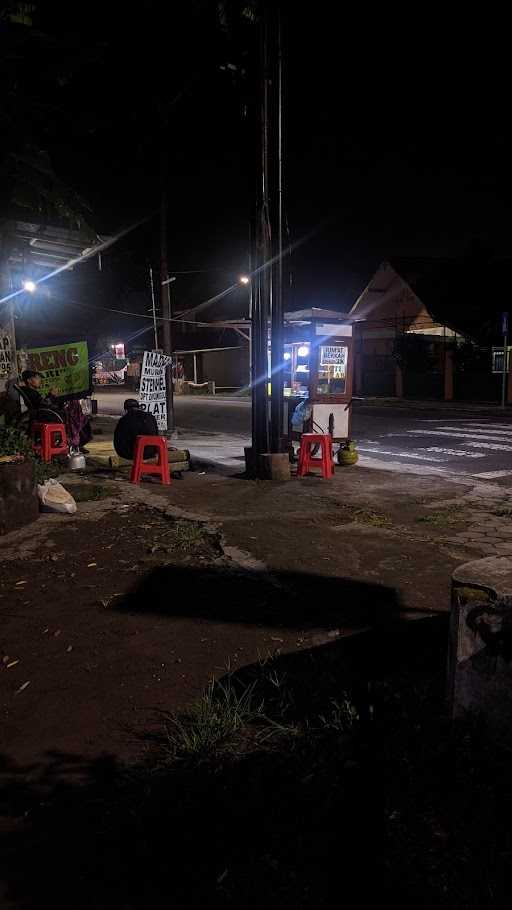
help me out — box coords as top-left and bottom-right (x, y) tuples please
(470, 470), (512, 479)
(357, 455), (455, 475)
(459, 423), (512, 430)
(404, 430), (512, 442)
(466, 441), (512, 452)
(435, 425), (512, 437)
(357, 448), (446, 462)
(423, 446), (485, 458)
(358, 454), (512, 483)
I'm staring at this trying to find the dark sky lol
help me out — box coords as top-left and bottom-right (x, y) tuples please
(2, 2), (511, 345)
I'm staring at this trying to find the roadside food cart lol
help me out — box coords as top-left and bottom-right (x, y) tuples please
(281, 309), (354, 463)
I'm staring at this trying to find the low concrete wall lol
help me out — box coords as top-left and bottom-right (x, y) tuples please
(449, 556), (512, 743)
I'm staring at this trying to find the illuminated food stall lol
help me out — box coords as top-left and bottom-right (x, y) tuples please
(281, 309), (354, 461)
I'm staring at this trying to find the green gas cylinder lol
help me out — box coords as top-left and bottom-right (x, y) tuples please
(337, 441), (358, 466)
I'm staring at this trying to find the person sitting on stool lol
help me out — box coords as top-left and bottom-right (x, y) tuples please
(113, 399), (159, 461)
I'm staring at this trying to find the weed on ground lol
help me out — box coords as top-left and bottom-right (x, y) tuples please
(418, 507), (466, 527)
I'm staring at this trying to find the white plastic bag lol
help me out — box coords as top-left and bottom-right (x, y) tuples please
(37, 478), (77, 514)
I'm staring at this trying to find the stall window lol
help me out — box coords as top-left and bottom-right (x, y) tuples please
(317, 343), (347, 394)
(288, 342), (310, 397)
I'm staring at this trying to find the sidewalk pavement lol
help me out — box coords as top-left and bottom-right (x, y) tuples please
(88, 415), (249, 474)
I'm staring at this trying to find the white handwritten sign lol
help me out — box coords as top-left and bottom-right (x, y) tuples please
(139, 350), (173, 431)
(320, 344), (346, 366)
(0, 325), (15, 386)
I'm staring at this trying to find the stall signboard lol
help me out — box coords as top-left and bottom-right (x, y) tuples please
(25, 341), (90, 396)
(320, 344), (346, 366)
(139, 350), (172, 431)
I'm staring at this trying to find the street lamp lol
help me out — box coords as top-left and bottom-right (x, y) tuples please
(22, 280), (36, 293)
(239, 275), (250, 285)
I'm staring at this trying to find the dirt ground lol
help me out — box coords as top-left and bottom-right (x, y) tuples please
(0, 464), (481, 766)
(1, 464), (511, 908)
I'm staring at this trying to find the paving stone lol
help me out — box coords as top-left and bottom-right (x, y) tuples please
(472, 544), (500, 555)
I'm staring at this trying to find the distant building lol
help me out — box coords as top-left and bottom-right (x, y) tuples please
(350, 258), (510, 402)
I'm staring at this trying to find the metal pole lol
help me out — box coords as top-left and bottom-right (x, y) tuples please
(149, 265), (158, 350)
(250, 5), (270, 464)
(160, 179), (175, 433)
(502, 332), (508, 409)
(270, 4), (284, 452)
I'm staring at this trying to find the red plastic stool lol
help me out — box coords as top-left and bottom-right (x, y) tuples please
(297, 433), (334, 479)
(130, 435), (171, 485)
(31, 422), (68, 463)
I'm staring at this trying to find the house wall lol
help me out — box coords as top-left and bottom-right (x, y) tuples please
(351, 263), (455, 400)
(196, 345), (249, 389)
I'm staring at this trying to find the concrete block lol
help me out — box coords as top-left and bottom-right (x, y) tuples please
(449, 556), (512, 744)
(258, 453), (291, 482)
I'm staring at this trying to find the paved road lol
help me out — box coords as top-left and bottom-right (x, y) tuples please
(95, 389), (512, 480)
(95, 388), (251, 434)
(353, 407), (512, 481)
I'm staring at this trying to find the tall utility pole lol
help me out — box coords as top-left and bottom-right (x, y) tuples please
(250, 0), (285, 468)
(160, 176), (175, 433)
(149, 264), (158, 350)
(269, 4), (284, 453)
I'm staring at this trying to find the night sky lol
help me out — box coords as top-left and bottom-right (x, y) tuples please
(1, 2), (510, 345)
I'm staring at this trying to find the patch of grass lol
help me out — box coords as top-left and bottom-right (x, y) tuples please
(347, 506), (390, 527)
(164, 676), (264, 762)
(318, 697), (359, 732)
(418, 508), (466, 526)
(67, 483), (118, 502)
(159, 520), (215, 554)
(34, 460), (63, 485)
(163, 670), (360, 765)
(173, 520), (209, 549)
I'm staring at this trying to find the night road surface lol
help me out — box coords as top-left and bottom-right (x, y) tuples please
(95, 390), (512, 480)
(96, 388), (251, 434)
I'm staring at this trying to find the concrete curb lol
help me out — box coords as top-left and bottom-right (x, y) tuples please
(449, 555), (512, 741)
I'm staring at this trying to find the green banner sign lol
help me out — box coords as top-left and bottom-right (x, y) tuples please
(26, 341), (90, 397)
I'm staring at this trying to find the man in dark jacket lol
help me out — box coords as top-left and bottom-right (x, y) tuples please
(18, 370), (62, 412)
(113, 399), (159, 460)
(10, 371), (65, 431)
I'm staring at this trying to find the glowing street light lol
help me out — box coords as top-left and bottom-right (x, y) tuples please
(23, 280), (36, 293)
(239, 275), (250, 285)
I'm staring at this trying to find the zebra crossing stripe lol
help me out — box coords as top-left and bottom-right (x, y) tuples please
(404, 430), (512, 442)
(471, 470), (512, 479)
(437, 427), (512, 438)
(466, 441), (512, 452)
(424, 446), (485, 458)
(357, 448), (446, 462)
(459, 423), (512, 430)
